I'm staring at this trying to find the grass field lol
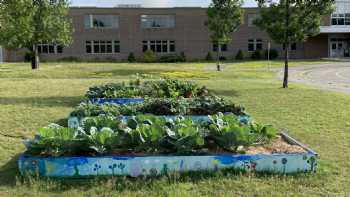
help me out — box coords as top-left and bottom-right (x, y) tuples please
(0, 60), (349, 196)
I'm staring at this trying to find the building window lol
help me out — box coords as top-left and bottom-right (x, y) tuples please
(213, 43), (228, 52)
(86, 40), (120, 54)
(37, 44), (63, 54)
(283, 43), (297, 51)
(141, 15), (175, 28)
(331, 13), (350, 25)
(84, 15), (119, 28)
(142, 40), (175, 53)
(248, 39), (263, 52)
(247, 14), (259, 27)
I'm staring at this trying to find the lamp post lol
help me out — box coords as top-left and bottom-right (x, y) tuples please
(267, 41), (271, 71)
(0, 46), (3, 64)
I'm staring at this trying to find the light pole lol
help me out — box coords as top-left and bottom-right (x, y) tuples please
(0, 46), (3, 64)
(267, 41), (271, 71)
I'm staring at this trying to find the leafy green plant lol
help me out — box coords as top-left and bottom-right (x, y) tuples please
(143, 50), (156, 63)
(25, 114), (277, 157)
(85, 79), (210, 99)
(70, 96), (246, 119)
(26, 124), (89, 157)
(264, 49), (279, 60)
(235, 50), (244, 60)
(87, 127), (115, 154)
(159, 54), (184, 63)
(206, 52), (213, 61)
(251, 50), (262, 60)
(82, 115), (121, 133)
(128, 52), (136, 62)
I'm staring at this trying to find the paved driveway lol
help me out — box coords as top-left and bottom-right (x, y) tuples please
(280, 62), (350, 95)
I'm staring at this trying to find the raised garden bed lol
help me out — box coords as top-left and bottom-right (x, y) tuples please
(68, 96), (247, 128)
(90, 98), (145, 105)
(68, 115), (252, 128)
(86, 79), (210, 100)
(18, 133), (317, 177)
(18, 79), (318, 178)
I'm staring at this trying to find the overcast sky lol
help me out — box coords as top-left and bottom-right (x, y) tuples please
(70, 0), (259, 8)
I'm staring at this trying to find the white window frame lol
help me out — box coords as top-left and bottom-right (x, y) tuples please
(141, 15), (175, 29)
(85, 40), (120, 54)
(37, 44), (63, 54)
(331, 13), (350, 26)
(84, 14), (119, 29)
(212, 43), (228, 52)
(142, 40), (175, 53)
(248, 39), (263, 52)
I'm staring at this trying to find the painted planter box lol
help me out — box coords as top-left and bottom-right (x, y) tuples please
(68, 115), (252, 129)
(90, 98), (145, 105)
(18, 133), (318, 178)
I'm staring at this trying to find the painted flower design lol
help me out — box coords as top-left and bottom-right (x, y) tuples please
(109, 164), (118, 175)
(93, 164), (102, 174)
(149, 168), (158, 176)
(282, 158), (288, 165)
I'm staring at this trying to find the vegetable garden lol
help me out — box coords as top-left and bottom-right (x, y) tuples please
(19, 78), (318, 178)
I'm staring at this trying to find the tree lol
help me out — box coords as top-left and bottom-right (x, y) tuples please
(0, 0), (73, 69)
(207, 0), (243, 71)
(255, 0), (334, 88)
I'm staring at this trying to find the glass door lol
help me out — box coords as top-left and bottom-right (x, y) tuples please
(330, 41), (345, 58)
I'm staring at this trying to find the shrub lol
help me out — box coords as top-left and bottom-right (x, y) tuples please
(180, 52), (186, 62)
(219, 56), (226, 61)
(235, 50), (244, 60)
(205, 52), (213, 61)
(264, 49), (279, 60)
(159, 54), (183, 63)
(24, 52), (34, 62)
(58, 56), (81, 62)
(128, 52), (136, 62)
(251, 50), (262, 60)
(143, 50), (156, 63)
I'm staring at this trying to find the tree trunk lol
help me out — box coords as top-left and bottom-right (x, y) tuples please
(32, 44), (40, 69)
(283, 43), (289, 88)
(216, 42), (221, 71)
(283, 0), (290, 88)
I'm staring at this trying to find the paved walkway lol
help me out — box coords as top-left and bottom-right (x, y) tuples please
(279, 62), (350, 95)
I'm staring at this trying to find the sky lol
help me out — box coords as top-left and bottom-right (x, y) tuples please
(70, 0), (259, 8)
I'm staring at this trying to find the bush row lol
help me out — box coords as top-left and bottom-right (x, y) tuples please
(25, 49), (279, 63)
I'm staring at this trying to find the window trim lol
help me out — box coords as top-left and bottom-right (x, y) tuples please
(37, 43), (63, 54)
(248, 39), (263, 52)
(331, 13), (350, 26)
(85, 40), (120, 54)
(84, 14), (120, 29)
(142, 40), (175, 53)
(282, 42), (297, 51)
(212, 43), (228, 52)
(140, 14), (176, 29)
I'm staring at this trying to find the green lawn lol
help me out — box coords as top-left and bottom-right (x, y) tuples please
(0, 60), (349, 196)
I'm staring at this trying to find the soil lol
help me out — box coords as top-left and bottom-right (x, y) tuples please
(246, 135), (306, 154)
